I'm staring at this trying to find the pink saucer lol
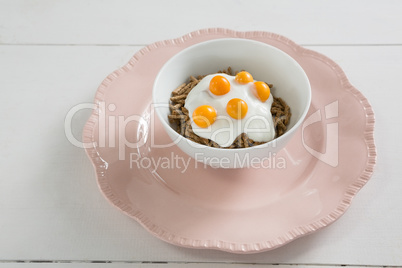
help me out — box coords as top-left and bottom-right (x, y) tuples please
(83, 29), (376, 253)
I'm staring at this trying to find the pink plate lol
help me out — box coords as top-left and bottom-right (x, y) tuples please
(83, 28), (376, 253)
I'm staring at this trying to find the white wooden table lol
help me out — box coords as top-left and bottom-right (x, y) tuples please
(1, 0), (401, 267)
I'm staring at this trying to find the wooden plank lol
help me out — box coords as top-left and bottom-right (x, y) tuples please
(0, 0), (401, 45)
(0, 264), (375, 268)
(0, 44), (400, 265)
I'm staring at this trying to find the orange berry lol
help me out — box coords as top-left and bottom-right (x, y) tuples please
(253, 81), (270, 102)
(209, 75), (230, 95)
(192, 105), (217, 128)
(226, 98), (248, 119)
(235, 71), (253, 84)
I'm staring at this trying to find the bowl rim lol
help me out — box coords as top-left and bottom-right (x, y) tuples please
(152, 37), (312, 152)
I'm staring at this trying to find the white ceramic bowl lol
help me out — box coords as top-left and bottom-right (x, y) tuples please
(153, 38), (311, 168)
